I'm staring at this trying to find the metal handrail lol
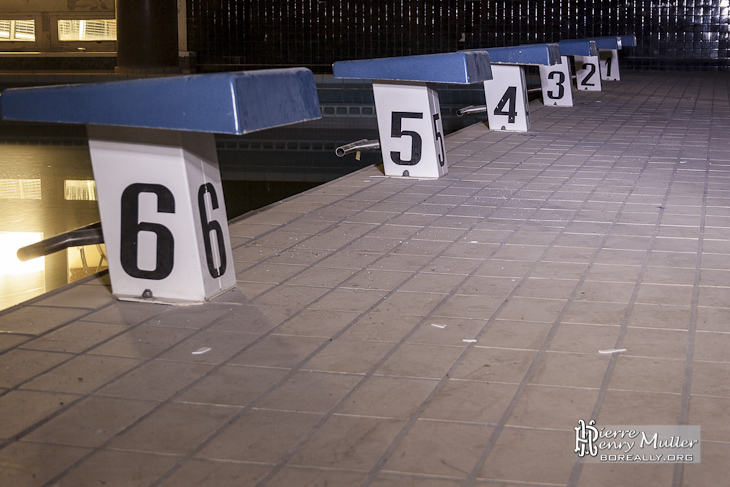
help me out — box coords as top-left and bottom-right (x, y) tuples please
(17, 222), (104, 262)
(335, 139), (380, 157)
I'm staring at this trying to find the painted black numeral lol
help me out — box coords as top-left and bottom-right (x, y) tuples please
(120, 183), (175, 280)
(494, 86), (518, 123)
(432, 113), (445, 166)
(198, 183), (227, 278)
(547, 71), (566, 100)
(581, 62), (597, 87)
(604, 56), (613, 78)
(390, 111), (423, 165)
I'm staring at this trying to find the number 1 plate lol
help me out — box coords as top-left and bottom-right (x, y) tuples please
(599, 49), (620, 81)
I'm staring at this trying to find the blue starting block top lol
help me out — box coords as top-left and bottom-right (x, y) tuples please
(583, 36), (621, 50)
(462, 44), (561, 66)
(620, 35), (637, 47)
(333, 51), (492, 84)
(558, 39), (599, 57)
(0, 68), (321, 135)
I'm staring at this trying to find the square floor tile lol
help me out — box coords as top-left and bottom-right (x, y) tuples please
(577, 461), (674, 487)
(687, 394), (730, 442)
(197, 408), (322, 463)
(495, 297), (567, 323)
(20, 354), (143, 394)
(23, 395), (157, 447)
(477, 428), (575, 484)
(407, 318), (487, 346)
(549, 323), (621, 353)
(90, 325), (196, 359)
(255, 370), (361, 413)
(108, 402), (239, 455)
(20, 321), (127, 354)
(266, 467), (367, 487)
(382, 420), (492, 478)
(694, 331), (730, 362)
(622, 327), (689, 359)
(156, 459), (270, 487)
(289, 414), (405, 470)
(0, 390), (79, 439)
(530, 351), (611, 388)
(96, 360), (213, 401)
(681, 440), (730, 486)
(376, 343), (464, 380)
(561, 301), (628, 326)
(339, 313), (422, 343)
(607, 356), (686, 393)
(598, 390), (681, 424)
(176, 365), (287, 406)
(338, 376), (438, 419)
(303, 339), (393, 374)
(450, 347), (537, 383)
(54, 449), (179, 487)
(506, 384), (599, 430)
(228, 334), (327, 369)
(0, 349), (72, 388)
(420, 380), (517, 424)
(156, 329), (261, 365)
(0, 306), (91, 335)
(477, 320), (551, 350)
(0, 441), (90, 487)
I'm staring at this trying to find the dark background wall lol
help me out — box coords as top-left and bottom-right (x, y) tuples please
(186, 0), (730, 73)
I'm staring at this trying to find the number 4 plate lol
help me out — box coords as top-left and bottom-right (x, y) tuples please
(87, 125), (236, 304)
(484, 65), (530, 132)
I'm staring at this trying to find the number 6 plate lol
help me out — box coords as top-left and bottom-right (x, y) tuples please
(88, 125), (236, 304)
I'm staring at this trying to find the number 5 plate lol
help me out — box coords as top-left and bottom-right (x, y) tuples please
(373, 81), (447, 179)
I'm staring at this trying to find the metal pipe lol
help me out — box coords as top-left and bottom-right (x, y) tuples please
(456, 105), (487, 117)
(335, 139), (380, 157)
(17, 222), (104, 262)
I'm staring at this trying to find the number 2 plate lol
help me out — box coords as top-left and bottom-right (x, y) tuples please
(574, 55), (603, 91)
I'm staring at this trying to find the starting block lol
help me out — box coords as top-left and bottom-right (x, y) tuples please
(463, 44), (561, 132)
(333, 51), (492, 179)
(559, 39), (604, 92)
(610, 35), (637, 81)
(0, 69), (321, 304)
(544, 39), (599, 105)
(588, 36), (623, 81)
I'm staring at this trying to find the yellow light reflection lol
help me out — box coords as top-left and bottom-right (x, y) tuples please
(64, 180), (97, 201)
(0, 232), (45, 310)
(0, 179), (42, 199)
(0, 232), (44, 275)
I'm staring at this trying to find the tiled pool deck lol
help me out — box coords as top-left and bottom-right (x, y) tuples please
(1, 71), (729, 486)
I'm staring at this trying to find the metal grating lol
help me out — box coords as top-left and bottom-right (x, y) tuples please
(186, 1), (730, 72)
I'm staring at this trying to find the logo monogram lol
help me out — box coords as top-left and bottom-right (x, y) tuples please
(575, 419), (599, 457)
